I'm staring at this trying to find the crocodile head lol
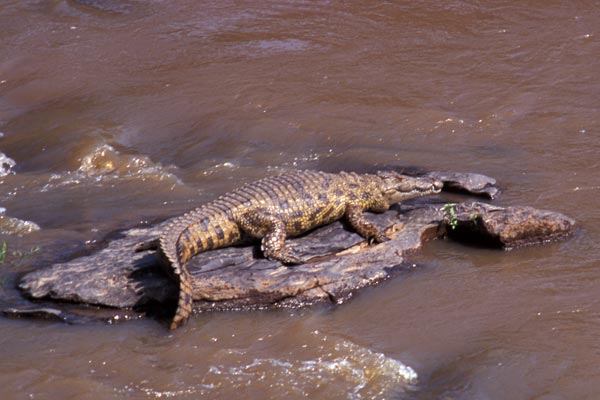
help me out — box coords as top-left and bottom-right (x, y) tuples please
(376, 170), (444, 204)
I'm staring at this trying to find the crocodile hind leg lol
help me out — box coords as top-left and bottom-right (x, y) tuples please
(345, 205), (390, 244)
(235, 210), (304, 265)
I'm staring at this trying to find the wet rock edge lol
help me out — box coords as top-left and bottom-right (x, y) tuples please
(7, 172), (576, 324)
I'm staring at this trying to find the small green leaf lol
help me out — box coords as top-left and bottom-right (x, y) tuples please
(0, 241), (7, 263)
(442, 203), (459, 230)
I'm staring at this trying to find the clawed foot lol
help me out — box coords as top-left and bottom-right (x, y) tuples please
(264, 249), (305, 265)
(285, 255), (306, 265)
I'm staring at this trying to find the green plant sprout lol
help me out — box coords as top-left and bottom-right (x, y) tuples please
(442, 203), (459, 230)
(0, 241), (41, 263)
(0, 241), (6, 263)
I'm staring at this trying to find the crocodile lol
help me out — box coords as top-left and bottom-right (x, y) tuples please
(144, 169), (443, 329)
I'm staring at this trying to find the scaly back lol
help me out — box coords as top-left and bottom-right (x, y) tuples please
(159, 169), (386, 329)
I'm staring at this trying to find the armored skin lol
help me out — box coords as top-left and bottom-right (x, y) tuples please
(152, 170), (443, 329)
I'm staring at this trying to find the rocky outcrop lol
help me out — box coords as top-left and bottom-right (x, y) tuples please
(438, 202), (575, 248)
(6, 172), (576, 325)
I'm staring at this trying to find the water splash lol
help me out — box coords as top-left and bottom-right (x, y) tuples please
(77, 144), (176, 179)
(120, 331), (417, 399)
(202, 161), (238, 176)
(41, 144), (180, 192)
(201, 343), (417, 399)
(0, 152), (16, 177)
(0, 208), (40, 235)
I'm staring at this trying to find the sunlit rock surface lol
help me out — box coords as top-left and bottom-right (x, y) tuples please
(13, 171), (575, 325)
(438, 202), (575, 248)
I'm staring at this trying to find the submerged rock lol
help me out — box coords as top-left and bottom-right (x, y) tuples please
(8, 171), (576, 325)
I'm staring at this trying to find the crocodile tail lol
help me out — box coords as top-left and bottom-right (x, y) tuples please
(159, 216), (200, 330)
(160, 207), (239, 330)
(160, 208), (239, 329)
(169, 258), (194, 330)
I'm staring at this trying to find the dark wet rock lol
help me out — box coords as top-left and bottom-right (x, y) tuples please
(427, 172), (499, 199)
(1, 304), (142, 325)
(19, 210), (428, 312)
(438, 202), (576, 249)
(1, 306), (78, 323)
(16, 201), (575, 323)
(9, 172), (575, 324)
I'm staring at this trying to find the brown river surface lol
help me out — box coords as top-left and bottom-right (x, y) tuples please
(1, 1), (599, 399)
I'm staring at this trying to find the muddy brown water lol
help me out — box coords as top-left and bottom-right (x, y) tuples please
(1, 1), (599, 399)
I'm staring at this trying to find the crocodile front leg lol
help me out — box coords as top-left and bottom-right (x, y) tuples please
(235, 210), (304, 265)
(345, 205), (390, 244)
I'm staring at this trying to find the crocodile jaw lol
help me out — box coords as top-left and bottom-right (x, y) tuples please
(378, 172), (443, 204)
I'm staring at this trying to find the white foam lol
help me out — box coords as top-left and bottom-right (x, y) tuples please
(40, 144), (181, 192)
(0, 152), (16, 177)
(0, 211), (40, 235)
(118, 332), (417, 399)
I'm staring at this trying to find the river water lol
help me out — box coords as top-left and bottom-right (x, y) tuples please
(1, 1), (599, 399)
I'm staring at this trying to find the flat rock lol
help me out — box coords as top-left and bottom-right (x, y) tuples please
(438, 202), (576, 248)
(18, 208), (436, 313)
(8, 172), (576, 325)
(427, 172), (500, 199)
(391, 167), (500, 199)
